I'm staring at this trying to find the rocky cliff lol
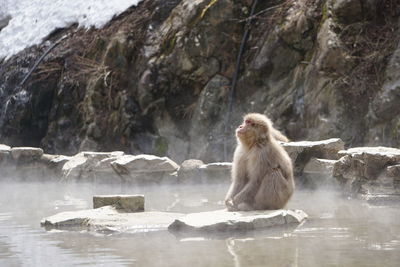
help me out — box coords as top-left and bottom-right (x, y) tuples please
(0, 0), (399, 162)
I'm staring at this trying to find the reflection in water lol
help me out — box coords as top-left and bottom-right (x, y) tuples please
(0, 181), (400, 266)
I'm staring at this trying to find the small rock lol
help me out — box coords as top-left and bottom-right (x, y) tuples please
(10, 147), (44, 161)
(168, 209), (307, 233)
(0, 144), (11, 163)
(93, 195), (144, 212)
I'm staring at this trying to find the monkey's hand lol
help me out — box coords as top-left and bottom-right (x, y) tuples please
(225, 198), (237, 211)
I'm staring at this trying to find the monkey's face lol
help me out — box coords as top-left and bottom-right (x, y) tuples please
(236, 119), (268, 142)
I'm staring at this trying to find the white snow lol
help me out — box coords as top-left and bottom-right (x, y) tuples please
(0, 0), (143, 60)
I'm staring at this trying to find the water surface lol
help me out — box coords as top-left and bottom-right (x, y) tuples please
(0, 181), (400, 266)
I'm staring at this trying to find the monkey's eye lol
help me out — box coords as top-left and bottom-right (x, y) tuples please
(245, 120), (256, 127)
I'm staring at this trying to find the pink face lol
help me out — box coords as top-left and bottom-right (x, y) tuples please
(236, 119), (256, 136)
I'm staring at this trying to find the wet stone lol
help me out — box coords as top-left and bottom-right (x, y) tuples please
(41, 206), (184, 233)
(10, 147), (44, 161)
(93, 195), (144, 212)
(168, 209), (307, 233)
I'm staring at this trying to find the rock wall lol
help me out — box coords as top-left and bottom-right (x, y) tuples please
(0, 0), (399, 163)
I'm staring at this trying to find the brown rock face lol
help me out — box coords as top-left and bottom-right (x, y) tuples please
(0, 0), (399, 162)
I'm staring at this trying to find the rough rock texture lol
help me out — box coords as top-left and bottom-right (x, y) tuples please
(41, 205), (184, 233)
(10, 147), (44, 161)
(41, 206), (307, 234)
(1, 144), (231, 184)
(168, 209), (308, 233)
(177, 159), (204, 182)
(303, 157), (338, 188)
(282, 138), (344, 177)
(0, 0), (399, 163)
(333, 147), (400, 202)
(93, 195), (145, 212)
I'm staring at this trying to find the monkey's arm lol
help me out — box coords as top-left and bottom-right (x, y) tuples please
(232, 176), (260, 205)
(225, 147), (247, 206)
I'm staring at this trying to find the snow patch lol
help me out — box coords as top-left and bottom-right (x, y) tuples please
(0, 0), (143, 60)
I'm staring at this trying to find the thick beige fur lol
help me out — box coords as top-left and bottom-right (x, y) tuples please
(225, 113), (294, 211)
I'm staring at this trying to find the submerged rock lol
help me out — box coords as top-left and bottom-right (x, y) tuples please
(168, 209), (307, 233)
(41, 205), (184, 233)
(93, 195), (144, 212)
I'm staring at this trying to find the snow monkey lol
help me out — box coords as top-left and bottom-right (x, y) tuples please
(225, 113), (294, 211)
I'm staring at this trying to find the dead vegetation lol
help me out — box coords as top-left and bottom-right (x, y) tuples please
(336, 0), (400, 98)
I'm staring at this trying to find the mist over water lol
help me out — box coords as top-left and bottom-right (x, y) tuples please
(1, 178), (400, 266)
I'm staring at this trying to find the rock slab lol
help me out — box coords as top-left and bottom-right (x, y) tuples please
(93, 195), (144, 212)
(41, 206), (184, 233)
(168, 209), (307, 233)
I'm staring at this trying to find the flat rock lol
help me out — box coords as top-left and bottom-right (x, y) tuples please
(10, 147), (44, 161)
(338, 147), (400, 158)
(93, 195), (144, 212)
(41, 206), (184, 233)
(168, 209), (307, 233)
(199, 162), (232, 171)
(282, 138), (345, 160)
(362, 194), (400, 206)
(281, 138), (345, 176)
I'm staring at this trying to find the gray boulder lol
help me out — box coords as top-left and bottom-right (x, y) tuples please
(333, 147), (400, 200)
(282, 138), (345, 176)
(177, 160), (232, 183)
(303, 158), (338, 188)
(199, 162), (232, 183)
(111, 154), (179, 184)
(177, 159), (204, 183)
